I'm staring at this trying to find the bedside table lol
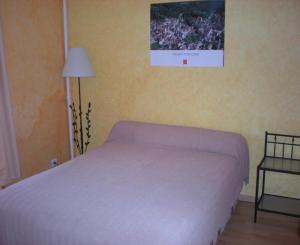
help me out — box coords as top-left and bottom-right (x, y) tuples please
(254, 132), (300, 222)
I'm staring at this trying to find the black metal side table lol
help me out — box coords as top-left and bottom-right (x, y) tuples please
(254, 132), (300, 222)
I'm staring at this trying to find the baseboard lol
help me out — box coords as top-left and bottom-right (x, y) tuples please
(238, 194), (254, 203)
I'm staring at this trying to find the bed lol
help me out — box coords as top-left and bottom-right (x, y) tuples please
(0, 120), (249, 245)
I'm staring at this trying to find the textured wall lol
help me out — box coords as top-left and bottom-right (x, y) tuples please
(69, 0), (300, 197)
(0, 0), (69, 178)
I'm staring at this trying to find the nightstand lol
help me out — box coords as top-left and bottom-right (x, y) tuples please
(254, 132), (300, 222)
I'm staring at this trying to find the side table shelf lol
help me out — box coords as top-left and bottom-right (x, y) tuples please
(254, 132), (300, 222)
(258, 194), (300, 217)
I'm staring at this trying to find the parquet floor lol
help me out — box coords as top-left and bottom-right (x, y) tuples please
(217, 201), (300, 245)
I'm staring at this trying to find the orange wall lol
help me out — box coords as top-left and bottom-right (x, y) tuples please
(0, 0), (69, 178)
(69, 0), (300, 197)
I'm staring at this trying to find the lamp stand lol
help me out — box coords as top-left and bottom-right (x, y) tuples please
(69, 77), (92, 155)
(78, 77), (84, 153)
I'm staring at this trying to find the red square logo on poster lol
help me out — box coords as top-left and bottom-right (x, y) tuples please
(183, 59), (188, 65)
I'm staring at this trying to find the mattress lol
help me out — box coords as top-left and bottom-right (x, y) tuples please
(0, 121), (249, 245)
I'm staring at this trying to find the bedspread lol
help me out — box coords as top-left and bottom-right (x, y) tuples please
(0, 121), (249, 245)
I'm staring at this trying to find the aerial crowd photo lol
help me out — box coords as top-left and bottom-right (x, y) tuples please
(150, 0), (225, 50)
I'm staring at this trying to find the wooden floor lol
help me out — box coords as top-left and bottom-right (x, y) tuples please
(217, 201), (300, 245)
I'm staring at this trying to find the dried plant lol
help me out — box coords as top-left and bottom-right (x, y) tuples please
(85, 102), (92, 152)
(69, 102), (92, 155)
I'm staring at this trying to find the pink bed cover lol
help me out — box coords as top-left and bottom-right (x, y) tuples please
(0, 121), (249, 245)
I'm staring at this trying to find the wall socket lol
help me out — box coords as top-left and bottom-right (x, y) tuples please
(51, 159), (58, 168)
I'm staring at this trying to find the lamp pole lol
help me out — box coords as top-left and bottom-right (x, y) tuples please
(78, 77), (84, 154)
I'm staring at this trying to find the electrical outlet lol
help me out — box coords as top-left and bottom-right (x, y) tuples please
(51, 159), (58, 168)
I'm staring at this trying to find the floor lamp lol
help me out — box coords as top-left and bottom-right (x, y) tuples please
(63, 48), (95, 155)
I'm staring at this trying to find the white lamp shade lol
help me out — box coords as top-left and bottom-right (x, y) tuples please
(63, 48), (95, 77)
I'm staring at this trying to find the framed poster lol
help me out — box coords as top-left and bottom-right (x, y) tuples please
(150, 0), (225, 67)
